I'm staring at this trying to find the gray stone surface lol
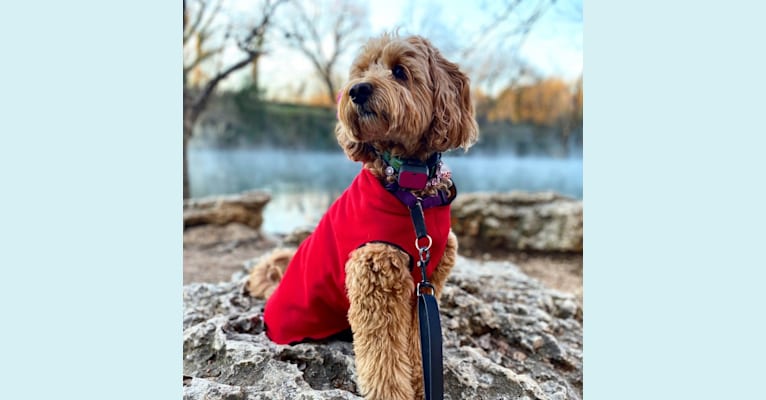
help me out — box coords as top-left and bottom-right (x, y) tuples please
(184, 191), (271, 230)
(183, 256), (582, 399)
(451, 192), (583, 253)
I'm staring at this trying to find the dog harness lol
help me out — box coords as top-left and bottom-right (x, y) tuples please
(263, 167), (452, 345)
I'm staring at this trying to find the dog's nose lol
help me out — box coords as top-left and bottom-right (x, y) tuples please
(349, 82), (373, 105)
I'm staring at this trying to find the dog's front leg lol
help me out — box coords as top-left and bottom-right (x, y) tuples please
(428, 230), (458, 300)
(346, 243), (416, 400)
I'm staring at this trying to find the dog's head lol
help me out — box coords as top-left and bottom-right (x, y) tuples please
(335, 34), (478, 162)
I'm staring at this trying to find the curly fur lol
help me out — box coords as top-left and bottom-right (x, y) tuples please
(335, 34), (478, 198)
(244, 248), (293, 298)
(247, 33), (477, 400)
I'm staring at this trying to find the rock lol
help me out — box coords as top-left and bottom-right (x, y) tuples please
(443, 346), (549, 400)
(183, 256), (582, 399)
(184, 191), (271, 230)
(183, 376), (361, 400)
(184, 223), (265, 249)
(183, 223), (277, 285)
(553, 298), (579, 320)
(451, 192), (582, 253)
(442, 260), (582, 399)
(281, 226), (314, 247)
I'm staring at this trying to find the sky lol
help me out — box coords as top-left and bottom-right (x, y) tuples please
(215, 0), (582, 99)
(366, 0), (582, 78)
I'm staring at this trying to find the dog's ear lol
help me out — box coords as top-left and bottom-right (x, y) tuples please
(419, 38), (479, 151)
(335, 123), (375, 162)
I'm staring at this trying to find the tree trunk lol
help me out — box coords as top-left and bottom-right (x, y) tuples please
(323, 73), (337, 106)
(183, 56), (257, 199)
(183, 125), (191, 199)
(183, 90), (195, 199)
(560, 125), (570, 158)
(250, 55), (260, 94)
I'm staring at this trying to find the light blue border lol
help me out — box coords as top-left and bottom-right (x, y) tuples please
(587, 1), (766, 399)
(3, 1), (766, 399)
(0, 2), (180, 398)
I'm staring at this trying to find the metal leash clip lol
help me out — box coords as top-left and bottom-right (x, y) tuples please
(416, 234), (433, 297)
(417, 281), (435, 297)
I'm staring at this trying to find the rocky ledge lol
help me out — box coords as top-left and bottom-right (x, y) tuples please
(183, 257), (582, 399)
(451, 192), (582, 254)
(184, 191), (271, 230)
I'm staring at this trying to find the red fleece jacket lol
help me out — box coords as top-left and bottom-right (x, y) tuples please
(263, 167), (451, 344)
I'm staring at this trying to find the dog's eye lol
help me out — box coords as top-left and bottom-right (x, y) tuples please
(392, 65), (407, 81)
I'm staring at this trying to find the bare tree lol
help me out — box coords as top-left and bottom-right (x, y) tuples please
(392, 0), (556, 96)
(183, 0), (286, 199)
(183, 0), (225, 86)
(398, 0), (460, 54)
(462, 0), (557, 94)
(280, 0), (369, 105)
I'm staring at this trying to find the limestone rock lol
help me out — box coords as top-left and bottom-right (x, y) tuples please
(281, 226), (314, 247)
(451, 192), (582, 253)
(184, 191), (271, 230)
(183, 256), (582, 399)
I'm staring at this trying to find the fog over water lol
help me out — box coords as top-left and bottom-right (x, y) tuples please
(188, 147), (582, 234)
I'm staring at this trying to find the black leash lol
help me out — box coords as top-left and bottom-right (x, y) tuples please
(380, 152), (455, 400)
(409, 200), (444, 400)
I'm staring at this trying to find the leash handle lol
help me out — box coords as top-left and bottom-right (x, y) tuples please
(418, 291), (443, 400)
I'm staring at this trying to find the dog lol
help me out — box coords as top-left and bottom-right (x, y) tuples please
(246, 33), (478, 400)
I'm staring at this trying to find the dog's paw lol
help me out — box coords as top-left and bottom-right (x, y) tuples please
(245, 248), (294, 299)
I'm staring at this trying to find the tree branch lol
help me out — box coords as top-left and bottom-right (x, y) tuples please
(183, 0), (209, 45)
(183, 45), (225, 75)
(463, 0), (554, 61)
(188, 0), (287, 116)
(191, 55), (257, 119)
(197, 0), (223, 39)
(280, 0), (367, 103)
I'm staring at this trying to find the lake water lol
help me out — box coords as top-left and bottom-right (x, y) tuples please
(188, 147), (582, 234)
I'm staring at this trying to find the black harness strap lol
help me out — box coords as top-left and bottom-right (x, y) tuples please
(409, 202), (428, 239)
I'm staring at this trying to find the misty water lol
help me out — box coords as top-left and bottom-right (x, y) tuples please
(188, 147), (582, 234)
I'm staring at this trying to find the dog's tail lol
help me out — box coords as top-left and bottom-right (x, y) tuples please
(245, 248), (295, 299)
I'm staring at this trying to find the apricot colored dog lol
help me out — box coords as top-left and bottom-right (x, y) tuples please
(247, 33), (478, 400)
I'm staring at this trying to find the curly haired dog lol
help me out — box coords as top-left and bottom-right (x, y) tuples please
(246, 33), (478, 400)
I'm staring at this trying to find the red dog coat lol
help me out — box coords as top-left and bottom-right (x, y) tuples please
(263, 167), (451, 344)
